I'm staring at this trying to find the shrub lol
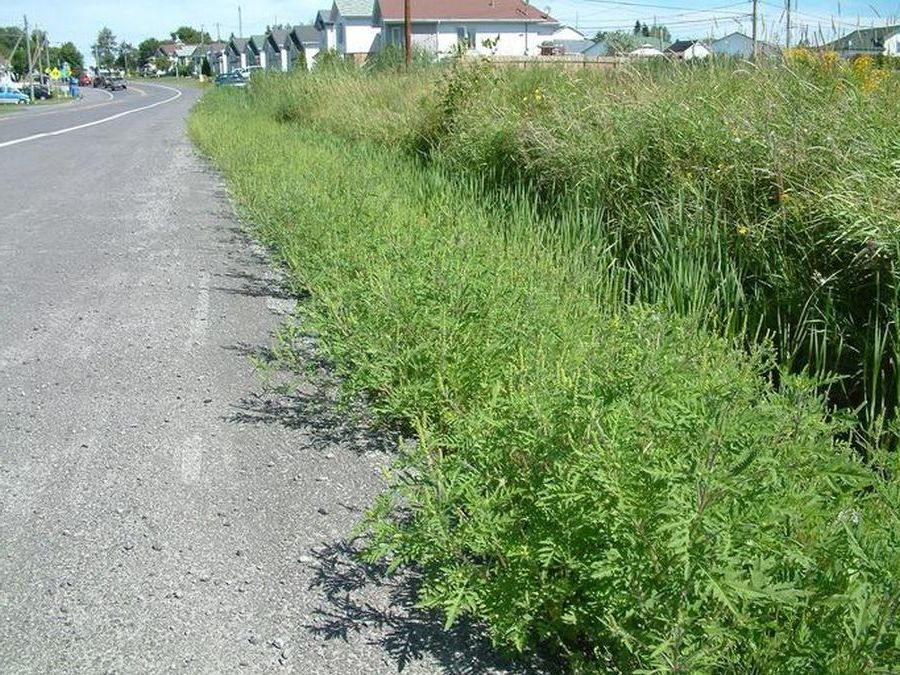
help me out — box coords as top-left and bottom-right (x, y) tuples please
(189, 92), (900, 671)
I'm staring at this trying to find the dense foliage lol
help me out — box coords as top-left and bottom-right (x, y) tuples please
(190, 56), (900, 671)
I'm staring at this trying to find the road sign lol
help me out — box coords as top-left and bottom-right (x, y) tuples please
(50, 67), (61, 80)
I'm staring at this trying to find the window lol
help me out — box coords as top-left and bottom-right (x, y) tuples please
(456, 26), (475, 49)
(391, 27), (402, 46)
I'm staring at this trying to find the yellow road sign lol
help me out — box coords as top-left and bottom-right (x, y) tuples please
(50, 67), (61, 80)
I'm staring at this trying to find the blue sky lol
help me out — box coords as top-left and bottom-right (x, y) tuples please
(3, 0), (899, 66)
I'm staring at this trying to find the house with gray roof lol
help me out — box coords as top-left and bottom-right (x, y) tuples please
(315, 9), (337, 51)
(331, 0), (380, 61)
(288, 25), (322, 70)
(249, 35), (268, 69)
(824, 24), (900, 58)
(227, 37), (249, 72)
(710, 32), (781, 59)
(265, 28), (291, 71)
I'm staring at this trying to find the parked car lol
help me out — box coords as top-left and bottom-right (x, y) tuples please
(0, 86), (29, 104)
(214, 72), (246, 88)
(105, 77), (127, 91)
(29, 84), (53, 100)
(78, 72), (92, 87)
(92, 75), (106, 88)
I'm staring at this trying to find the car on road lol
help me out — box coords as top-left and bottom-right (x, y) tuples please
(105, 77), (127, 91)
(0, 85), (29, 104)
(78, 72), (92, 87)
(92, 75), (106, 88)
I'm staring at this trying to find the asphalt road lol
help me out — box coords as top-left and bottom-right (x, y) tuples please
(0, 82), (526, 674)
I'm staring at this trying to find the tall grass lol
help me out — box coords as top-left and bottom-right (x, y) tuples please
(247, 55), (900, 447)
(190, 80), (900, 670)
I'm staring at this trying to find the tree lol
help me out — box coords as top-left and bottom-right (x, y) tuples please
(642, 23), (650, 37)
(648, 24), (672, 43)
(595, 30), (642, 54)
(0, 26), (24, 58)
(201, 56), (211, 76)
(170, 26), (211, 44)
(115, 42), (136, 71)
(137, 38), (160, 66)
(49, 42), (84, 71)
(633, 20), (642, 35)
(93, 27), (117, 69)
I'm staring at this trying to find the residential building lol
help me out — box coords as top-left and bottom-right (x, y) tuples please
(372, 0), (560, 57)
(227, 37), (249, 72)
(666, 39), (711, 60)
(289, 25), (321, 69)
(249, 35), (268, 69)
(332, 0), (381, 60)
(314, 9), (337, 51)
(201, 42), (228, 75)
(710, 32), (781, 58)
(265, 29), (291, 71)
(824, 24), (900, 58)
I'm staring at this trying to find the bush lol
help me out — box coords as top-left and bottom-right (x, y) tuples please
(189, 91), (900, 671)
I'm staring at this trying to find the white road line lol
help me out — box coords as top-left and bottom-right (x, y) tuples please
(0, 84), (182, 149)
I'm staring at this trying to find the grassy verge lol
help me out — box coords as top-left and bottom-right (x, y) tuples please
(190, 84), (899, 670)
(247, 56), (900, 448)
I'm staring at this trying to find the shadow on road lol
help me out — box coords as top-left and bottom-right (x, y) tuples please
(305, 540), (552, 674)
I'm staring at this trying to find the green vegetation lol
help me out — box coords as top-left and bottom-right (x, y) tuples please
(190, 56), (900, 670)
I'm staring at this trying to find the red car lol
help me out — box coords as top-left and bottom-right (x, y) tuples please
(78, 72), (92, 87)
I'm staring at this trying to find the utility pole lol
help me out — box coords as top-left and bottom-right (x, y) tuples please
(404, 0), (412, 68)
(238, 6), (243, 38)
(751, 0), (758, 58)
(216, 23), (221, 42)
(785, 0), (791, 48)
(24, 15), (34, 100)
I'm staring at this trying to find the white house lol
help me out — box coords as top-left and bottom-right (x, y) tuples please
(265, 29), (291, 71)
(314, 9), (337, 51)
(666, 39), (711, 60)
(710, 32), (780, 59)
(887, 31), (900, 56)
(551, 26), (586, 42)
(249, 35), (268, 69)
(227, 37), (249, 72)
(372, 0), (560, 57)
(288, 25), (321, 69)
(332, 0), (381, 60)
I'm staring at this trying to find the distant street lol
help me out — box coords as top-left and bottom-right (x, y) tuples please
(0, 82), (502, 673)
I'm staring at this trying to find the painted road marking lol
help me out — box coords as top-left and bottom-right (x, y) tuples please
(0, 90), (116, 123)
(0, 84), (182, 149)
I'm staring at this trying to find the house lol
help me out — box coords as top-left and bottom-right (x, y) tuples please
(155, 42), (180, 72)
(227, 37), (249, 72)
(200, 42), (228, 75)
(551, 26), (586, 42)
(629, 44), (666, 58)
(174, 44), (199, 72)
(265, 29), (291, 71)
(314, 9), (337, 51)
(332, 0), (381, 61)
(289, 25), (321, 69)
(249, 35), (268, 69)
(372, 0), (560, 57)
(666, 39), (711, 60)
(824, 24), (900, 58)
(710, 32), (780, 59)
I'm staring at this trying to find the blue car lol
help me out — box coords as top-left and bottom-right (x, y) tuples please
(0, 86), (29, 104)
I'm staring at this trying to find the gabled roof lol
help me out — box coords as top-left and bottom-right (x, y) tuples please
(205, 41), (228, 55)
(333, 0), (374, 19)
(710, 32), (780, 56)
(229, 37), (249, 53)
(266, 29), (290, 50)
(175, 45), (199, 58)
(316, 9), (334, 26)
(824, 24), (900, 52)
(666, 39), (704, 54)
(290, 25), (320, 48)
(375, 0), (556, 22)
(158, 42), (179, 56)
(249, 35), (267, 53)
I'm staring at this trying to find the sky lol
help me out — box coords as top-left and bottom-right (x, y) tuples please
(3, 0), (899, 67)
